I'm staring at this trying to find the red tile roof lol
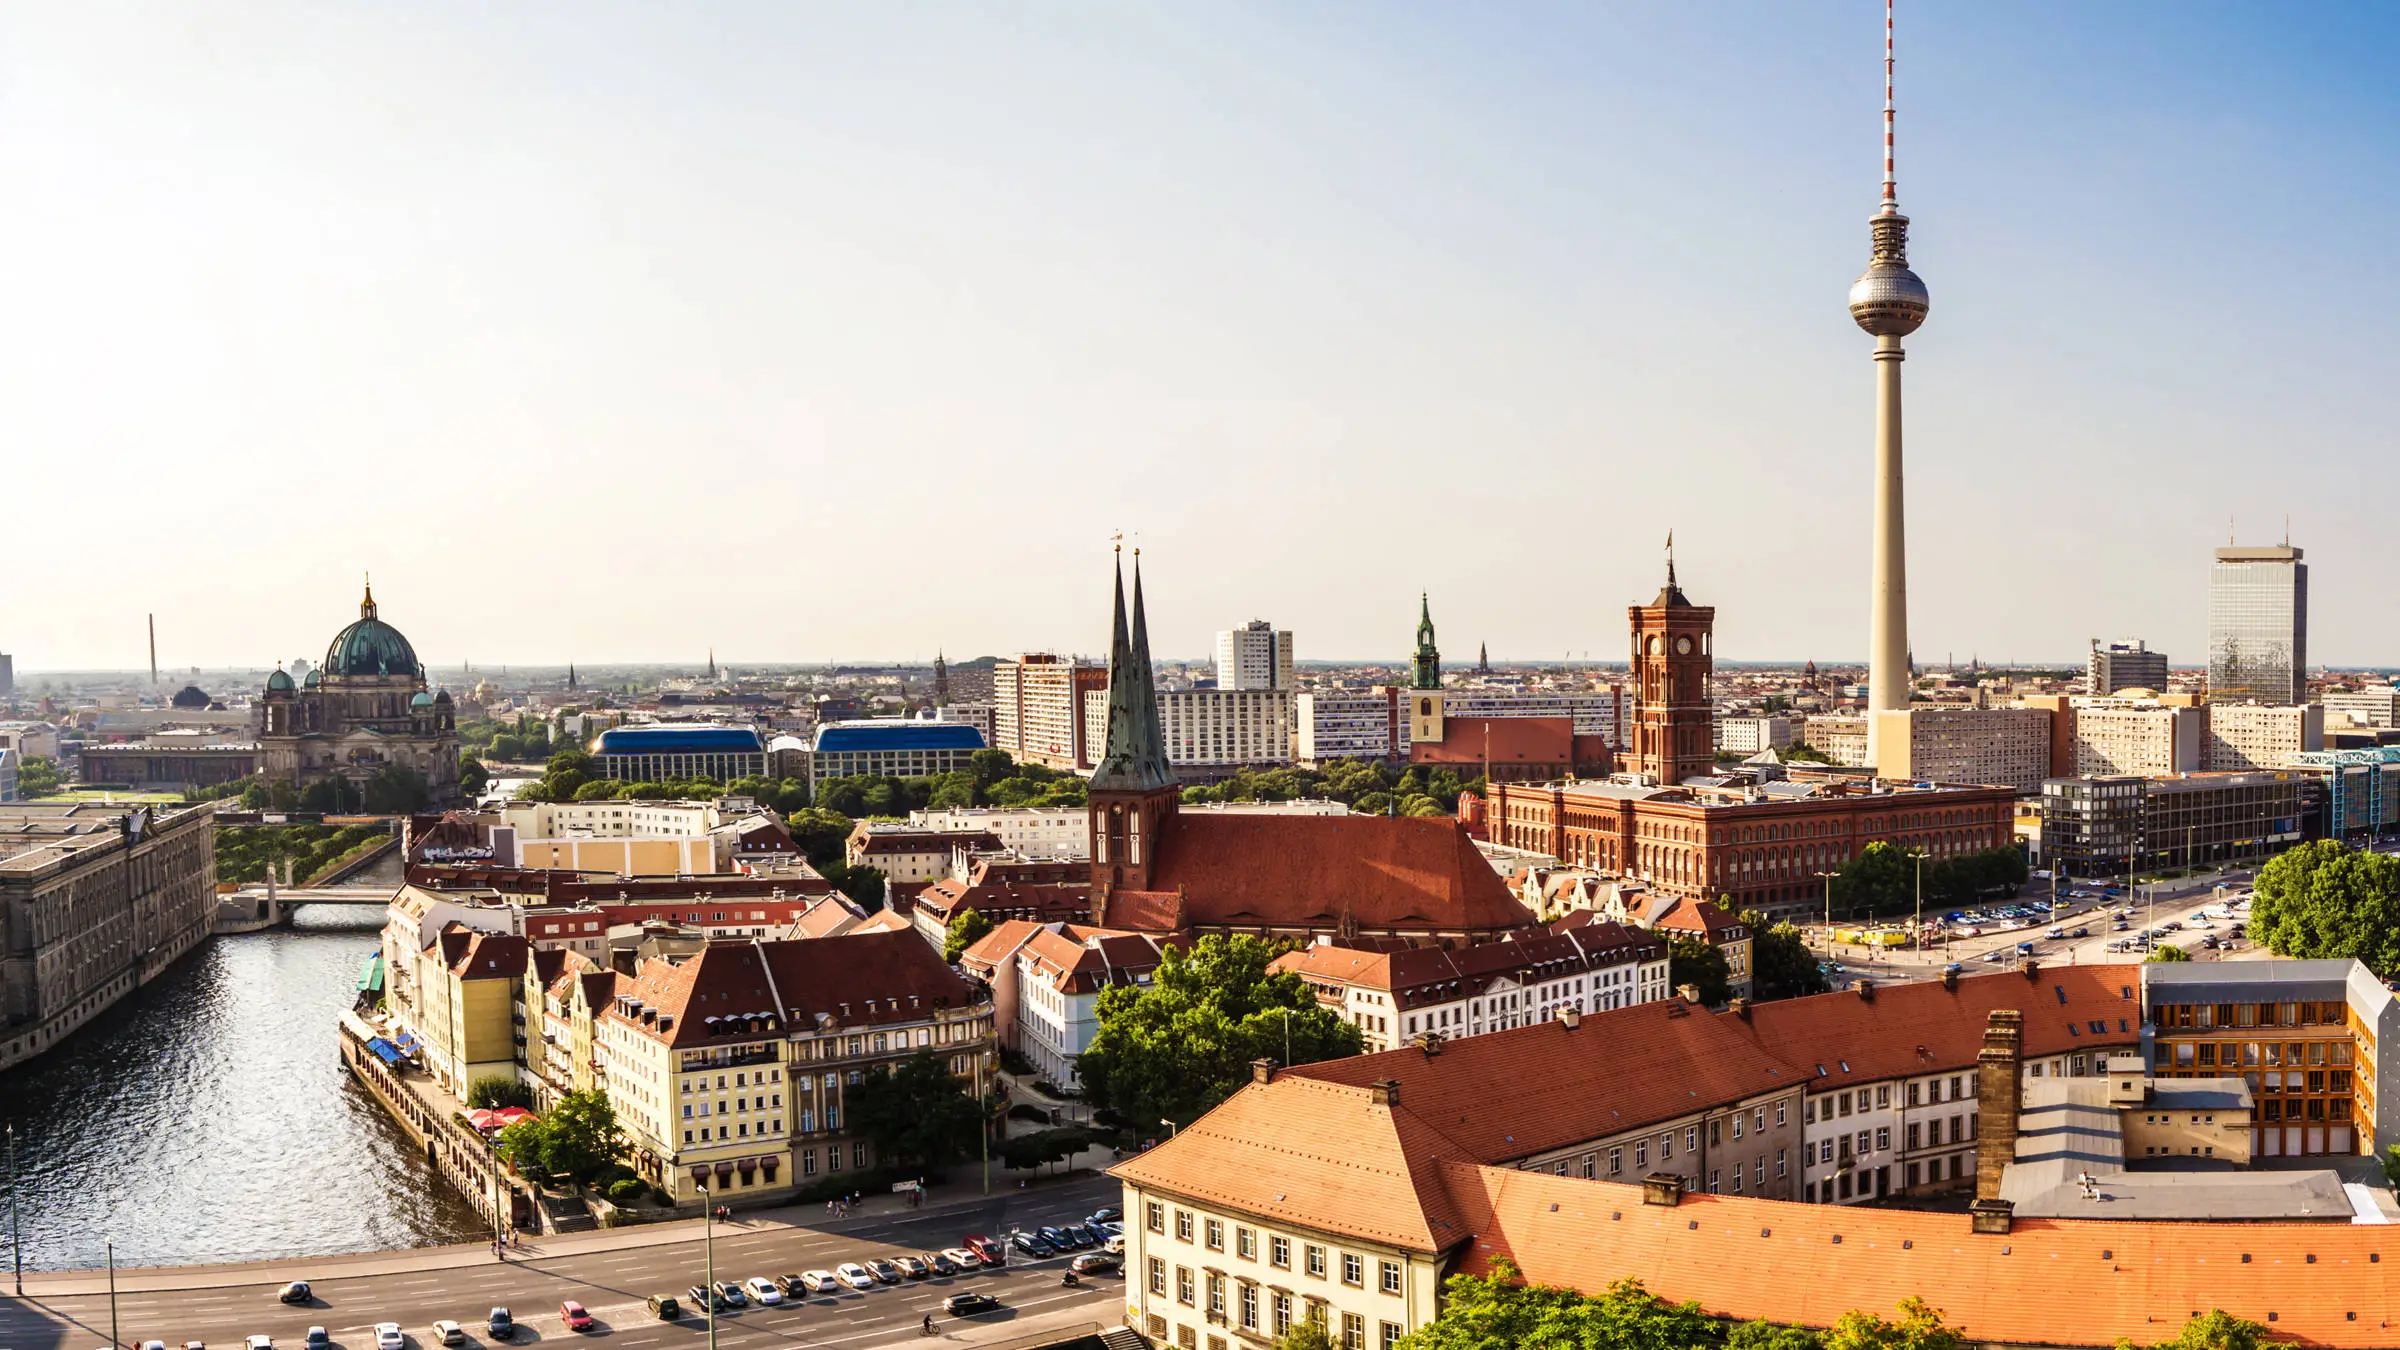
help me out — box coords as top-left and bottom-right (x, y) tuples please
(1723, 963), (2144, 1089)
(914, 878), (1091, 928)
(1143, 814), (1534, 936)
(1651, 895), (1748, 944)
(1292, 1000), (1802, 1160)
(602, 930), (975, 1048)
(451, 929), (528, 980)
(1441, 1163), (2400, 1349)
(1109, 1076), (1478, 1255)
(1271, 926), (1663, 1011)
(1408, 716), (1574, 767)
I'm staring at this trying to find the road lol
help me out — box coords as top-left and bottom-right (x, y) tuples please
(0, 1177), (1124, 1350)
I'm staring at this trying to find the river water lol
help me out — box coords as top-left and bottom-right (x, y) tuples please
(0, 909), (485, 1270)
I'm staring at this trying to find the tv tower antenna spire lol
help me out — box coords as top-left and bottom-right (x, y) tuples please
(1882, 0), (1898, 211)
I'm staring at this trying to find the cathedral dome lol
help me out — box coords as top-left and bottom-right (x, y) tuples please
(266, 666), (295, 694)
(324, 583), (422, 678)
(411, 691), (435, 708)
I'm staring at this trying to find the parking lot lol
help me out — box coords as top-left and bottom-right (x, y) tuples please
(1803, 874), (2265, 987)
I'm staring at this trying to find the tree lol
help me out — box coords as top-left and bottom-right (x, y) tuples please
(1273, 1319), (1336, 1350)
(1730, 1322), (1826, 1350)
(458, 756), (491, 797)
(945, 908), (995, 964)
(15, 756), (64, 797)
(2146, 944), (2191, 962)
(1831, 841), (1917, 919)
(2116, 1310), (2272, 1350)
(1667, 937), (1732, 1008)
(832, 862), (886, 911)
(1822, 1297), (1968, 1350)
(999, 1126), (1091, 1173)
(848, 1051), (982, 1172)
(362, 763), (431, 814)
(1079, 934), (1363, 1133)
(1742, 909), (1829, 1001)
(2249, 839), (2400, 976)
(466, 1077), (535, 1110)
(786, 807), (855, 867)
(1396, 1264), (1718, 1350)
(531, 1090), (623, 1184)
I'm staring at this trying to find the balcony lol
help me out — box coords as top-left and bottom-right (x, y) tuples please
(682, 1045), (778, 1070)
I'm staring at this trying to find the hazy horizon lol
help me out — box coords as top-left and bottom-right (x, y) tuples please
(7, 4), (2396, 670)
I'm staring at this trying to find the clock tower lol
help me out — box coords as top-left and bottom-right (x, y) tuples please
(1627, 544), (1715, 786)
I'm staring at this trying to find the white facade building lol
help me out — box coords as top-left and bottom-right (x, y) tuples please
(1716, 717), (1796, 755)
(909, 805), (1090, 859)
(1084, 687), (1295, 770)
(1272, 925), (1670, 1055)
(1296, 692), (1396, 764)
(1215, 620), (1295, 691)
(2071, 699), (2205, 777)
(2206, 702), (2324, 772)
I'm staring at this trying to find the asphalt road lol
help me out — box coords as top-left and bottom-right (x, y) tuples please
(1, 1177), (1124, 1350)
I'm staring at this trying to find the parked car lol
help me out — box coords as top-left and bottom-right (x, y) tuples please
(1010, 1232), (1055, 1258)
(964, 1236), (1004, 1266)
(712, 1281), (748, 1309)
(865, 1259), (902, 1285)
(1088, 1207), (1122, 1224)
(245, 1338), (273, 1350)
(1038, 1226), (1076, 1251)
(944, 1293), (1001, 1317)
(1103, 1234), (1125, 1255)
(836, 1263), (877, 1291)
(940, 1248), (981, 1272)
(686, 1286), (731, 1314)
(742, 1277), (784, 1306)
(373, 1325), (403, 1350)
(644, 1296), (682, 1321)
(927, 1252), (961, 1276)
(305, 1330), (329, 1350)
(895, 1256), (929, 1279)
(560, 1302), (594, 1332)
(279, 1284), (313, 1306)
(486, 1310), (514, 1342)
(430, 1323), (463, 1347)
(798, 1271), (840, 1294)
(1070, 1253), (1120, 1275)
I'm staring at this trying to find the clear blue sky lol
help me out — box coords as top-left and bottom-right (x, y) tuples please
(4, 3), (2394, 670)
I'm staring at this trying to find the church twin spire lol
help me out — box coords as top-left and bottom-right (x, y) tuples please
(1090, 547), (1177, 794)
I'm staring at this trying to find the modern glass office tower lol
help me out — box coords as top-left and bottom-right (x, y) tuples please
(2208, 545), (2308, 705)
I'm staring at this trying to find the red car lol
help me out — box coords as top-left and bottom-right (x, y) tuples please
(963, 1235), (1004, 1266)
(559, 1302), (594, 1333)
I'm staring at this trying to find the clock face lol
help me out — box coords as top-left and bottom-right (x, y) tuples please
(1645, 635), (1661, 655)
(1675, 634), (1694, 656)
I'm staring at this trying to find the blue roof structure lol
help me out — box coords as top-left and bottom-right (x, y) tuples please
(592, 725), (767, 755)
(811, 721), (987, 753)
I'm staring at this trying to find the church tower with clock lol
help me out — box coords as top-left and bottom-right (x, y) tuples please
(1627, 543), (1716, 786)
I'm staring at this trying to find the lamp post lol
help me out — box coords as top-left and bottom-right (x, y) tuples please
(978, 1050), (991, 1197)
(107, 1238), (118, 1350)
(698, 1175), (717, 1350)
(8, 1122), (21, 1296)
(1910, 850), (1925, 958)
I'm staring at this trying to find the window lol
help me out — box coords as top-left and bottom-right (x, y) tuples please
(1148, 1202), (1166, 1234)
(1305, 1245), (1327, 1279)
(1776, 1148), (1787, 1178)
(1342, 1253), (1364, 1286)
(1271, 1236), (1291, 1269)
(1178, 1266), (1195, 1306)
(1380, 1261), (1402, 1295)
(1342, 1313), (1366, 1350)
(1176, 1209), (1194, 1241)
(1609, 1146), (1623, 1175)
(1776, 1102), (1787, 1127)
(1149, 1258), (1166, 1296)
(1906, 1122), (1921, 1151)
(1237, 1227), (1256, 1260)
(1875, 1127), (1891, 1151)
(1206, 1219), (1224, 1251)
(1240, 1284), (1259, 1331)
(1382, 1323), (1405, 1350)
(1208, 1274), (1226, 1318)
(1273, 1293), (1293, 1337)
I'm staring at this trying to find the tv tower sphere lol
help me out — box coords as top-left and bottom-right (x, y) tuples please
(1848, 208), (1930, 337)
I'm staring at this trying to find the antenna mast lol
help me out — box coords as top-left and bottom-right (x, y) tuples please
(1881, 0), (1898, 210)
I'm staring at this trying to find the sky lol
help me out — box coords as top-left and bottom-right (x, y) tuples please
(4, 2), (2396, 673)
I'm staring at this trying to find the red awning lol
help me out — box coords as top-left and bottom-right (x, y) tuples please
(715, 1161), (735, 1178)
(690, 1167), (710, 1186)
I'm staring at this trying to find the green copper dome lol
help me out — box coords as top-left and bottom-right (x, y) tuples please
(324, 583), (422, 678)
(266, 666), (296, 693)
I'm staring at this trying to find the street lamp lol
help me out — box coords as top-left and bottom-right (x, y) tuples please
(697, 1174), (718, 1350)
(107, 1238), (118, 1350)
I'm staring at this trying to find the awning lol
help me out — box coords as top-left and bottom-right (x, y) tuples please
(357, 954), (386, 994)
(690, 1167), (711, 1187)
(394, 1030), (423, 1054)
(364, 1037), (402, 1065)
(715, 1161), (735, 1178)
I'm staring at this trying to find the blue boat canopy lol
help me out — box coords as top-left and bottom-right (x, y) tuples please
(364, 1037), (403, 1065)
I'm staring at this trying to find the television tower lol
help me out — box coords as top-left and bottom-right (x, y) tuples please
(1850, 0), (1930, 757)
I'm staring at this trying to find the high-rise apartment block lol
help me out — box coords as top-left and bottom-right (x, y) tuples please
(2324, 688), (2400, 730)
(2068, 699), (2204, 777)
(1085, 687), (1295, 771)
(1215, 620), (1294, 691)
(992, 654), (1107, 772)
(2205, 701), (2324, 772)
(2087, 639), (2168, 695)
(2208, 545), (2307, 705)
(1297, 692), (1400, 764)
(1716, 717), (1796, 756)
(1872, 706), (2055, 792)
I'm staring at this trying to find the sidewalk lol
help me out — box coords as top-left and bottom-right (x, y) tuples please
(19, 1168), (1117, 1298)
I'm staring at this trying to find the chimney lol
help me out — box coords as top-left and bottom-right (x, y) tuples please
(2022, 959), (2041, 981)
(1416, 1032), (1446, 1058)
(1727, 997), (1750, 1020)
(1559, 1008), (1582, 1030)
(1856, 979), (1875, 1002)
(1251, 1057), (1278, 1085)
(1369, 1079), (1400, 1106)
(1940, 965), (1959, 991)
(1974, 1009), (2025, 1203)
(1640, 1173), (1683, 1207)
(1677, 983), (1701, 1005)
(1969, 1198), (2015, 1235)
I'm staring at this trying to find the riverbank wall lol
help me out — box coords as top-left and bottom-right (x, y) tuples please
(338, 1012), (537, 1237)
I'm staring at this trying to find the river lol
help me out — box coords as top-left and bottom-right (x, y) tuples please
(0, 909), (486, 1271)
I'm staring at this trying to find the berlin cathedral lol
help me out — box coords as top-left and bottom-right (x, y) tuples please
(260, 584), (462, 806)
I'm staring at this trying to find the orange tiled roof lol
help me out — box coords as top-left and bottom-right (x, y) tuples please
(1292, 1000), (1801, 1160)
(1145, 814), (1533, 934)
(1109, 1076), (1478, 1255)
(1440, 1163), (2400, 1349)
(1724, 963), (2144, 1090)
(1651, 895), (1747, 943)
